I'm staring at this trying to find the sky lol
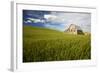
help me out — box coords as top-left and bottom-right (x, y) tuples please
(23, 10), (91, 32)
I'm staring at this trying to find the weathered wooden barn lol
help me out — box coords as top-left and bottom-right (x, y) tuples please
(64, 24), (84, 35)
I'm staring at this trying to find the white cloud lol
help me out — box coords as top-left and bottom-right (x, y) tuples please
(44, 15), (57, 20)
(47, 12), (91, 32)
(24, 20), (32, 23)
(44, 14), (58, 23)
(27, 18), (45, 23)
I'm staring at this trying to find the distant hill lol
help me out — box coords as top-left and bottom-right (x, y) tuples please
(23, 25), (67, 40)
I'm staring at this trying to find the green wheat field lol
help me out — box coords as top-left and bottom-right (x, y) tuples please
(23, 25), (91, 62)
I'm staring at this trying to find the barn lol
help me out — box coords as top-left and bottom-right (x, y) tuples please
(64, 24), (84, 35)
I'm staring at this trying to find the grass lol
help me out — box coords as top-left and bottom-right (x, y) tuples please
(23, 25), (91, 62)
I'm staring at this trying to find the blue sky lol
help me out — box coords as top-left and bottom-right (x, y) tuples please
(23, 10), (91, 32)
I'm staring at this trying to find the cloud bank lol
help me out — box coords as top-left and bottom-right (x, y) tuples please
(23, 10), (91, 32)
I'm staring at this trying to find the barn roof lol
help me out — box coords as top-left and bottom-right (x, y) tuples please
(70, 24), (82, 30)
